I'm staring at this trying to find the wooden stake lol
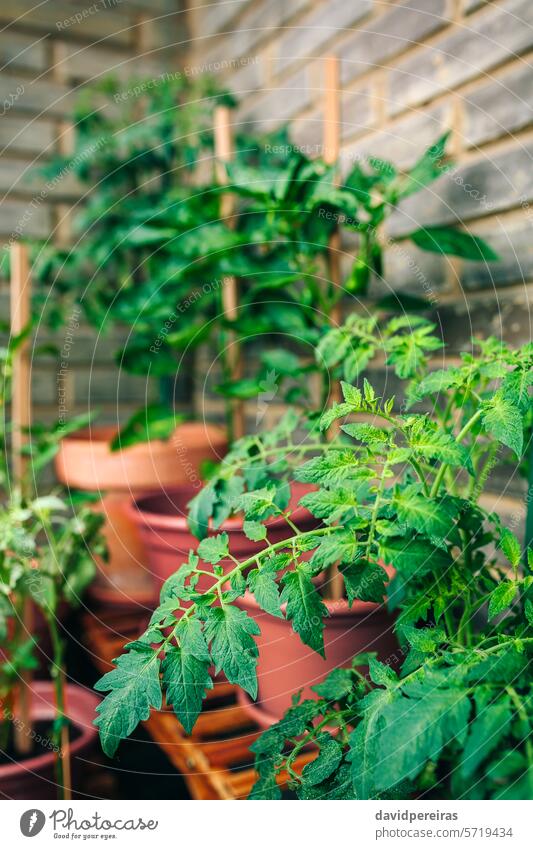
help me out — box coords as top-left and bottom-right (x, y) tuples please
(10, 242), (33, 754)
(323, 57), (344, 600)
(214, 106), (245, 440)
(323, 55), (343, 332)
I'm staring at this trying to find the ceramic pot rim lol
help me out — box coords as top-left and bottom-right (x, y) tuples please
(127, 482), (315, 535)
(0, 681), (98, 780)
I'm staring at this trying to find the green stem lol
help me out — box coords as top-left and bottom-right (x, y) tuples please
(161, 526), (342, 646)
(48, 616), (69, 801)
(430, 409), (483, 498)
(365, 459), (390, 560)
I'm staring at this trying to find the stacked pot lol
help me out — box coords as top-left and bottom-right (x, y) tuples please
(55, 423), (227, 611)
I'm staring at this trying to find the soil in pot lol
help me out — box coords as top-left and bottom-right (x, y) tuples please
(128, 481), (319, 590)
(0, 681), (99, 800)
(236, 592), (398, 727)
(55, 422), (227, 609)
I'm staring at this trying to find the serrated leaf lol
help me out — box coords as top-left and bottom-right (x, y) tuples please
(499, 528), (521, 569)
(197, 532), (229, 564)
(376, 688), (471, 789)
(379, 537), (451, 579)
(94, 646), (162, 757)
(407, 422), (472, 470)
(341, 560), (388, 604)
(247, 564), (283, 618)
(460, 697), (512, 779)
(342, 422), (389, 444)
(310, 529), (361, 571)
(299, 487), (358, 524)
(162, 647), (213, 733)
(301, 733), (343, 787)
(204, 605), (259, 697)
(316, 328), (350, 368)
(407, 367), (462, 405)
(296, 450), (362, 487)
(402, 624), (446, 653)
(312, 667), (353, 701)
(393, 487), (458, 542)
(368, 657), (397, 687)
(482, 393), (523, 457)
(525, 599), (533, 626)
(488, 581), (517, 619)
(175, 616), (210, 661)
(340, 381), (362, 406)
(243, 520), (267, 541)
(280, 569), (328, 656)
(319, 402), (352, 431)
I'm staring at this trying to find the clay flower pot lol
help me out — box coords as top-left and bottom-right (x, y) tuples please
(55, 423), (227, 609)
(236, 592), (398, 728)
(0, 681), (99, 800)
(127, 481), (319, 589)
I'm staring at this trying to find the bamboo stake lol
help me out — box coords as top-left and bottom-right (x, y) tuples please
(214, 106), (245, 441)
(10, 242), (33, 755)
(323, 57), (344, 600)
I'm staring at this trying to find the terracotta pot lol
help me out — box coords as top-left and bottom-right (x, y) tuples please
(236, 592), (398, 726)
(54, 423), (227, 608)
(127, 481), (319, 589)
(0, 681), (99, 800)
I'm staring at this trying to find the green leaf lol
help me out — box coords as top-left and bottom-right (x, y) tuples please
(395, 131), (451, 199)
(482, 393), (523, 457)
(299, 487), (359, 524)
(379, 537), (451, 579)
(111, 404), (180, 450)
(247, 563), (283, 618)
(280, 569), (328, 656)
(402, 625), (446, 653)
(187, 484), (217, 540)
(198, 532), (229, 564)
(499, 528), (521, 569)
(409, 226), (499, 262)
(243, 520), (267, 541)
(162, 647), (213, 734)
(344, 345), (375, 382)
(368, 657), (397, 687)
(319, 402), (353, 432)
(204, 605), (259, 697)
(296, 450), (362, 488)
(94, 646), (162, 757)
(525, 599), (533, 626)
(407, 420), (472, 469)
(342, 560), (388, 605)
(340, 381), (362, 406)
(488, 581), (517, 619)
(316, 328), (350, 368)
(341, 423), (389, 444)
(461, 697), (512, 779)
(393, 487), (458, 542)
(312, 667), (353, 701)
(310, 529), (360, 571)
(407, 368), (462, 404)
(301, 733), (343, 787)
(376, 688), (471, 789)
